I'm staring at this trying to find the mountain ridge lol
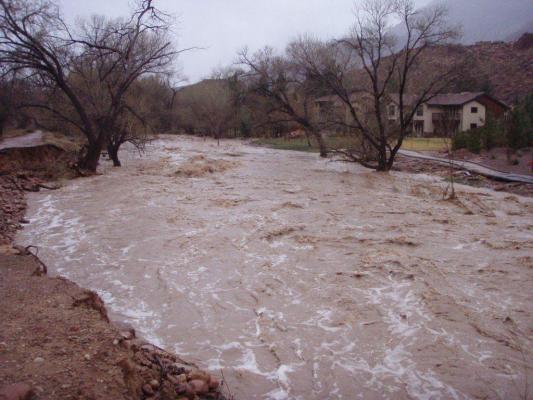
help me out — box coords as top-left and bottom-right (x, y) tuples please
(424, 0), (533, 44)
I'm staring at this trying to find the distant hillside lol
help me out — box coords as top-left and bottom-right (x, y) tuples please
(424, 0), (533, 44)
(176, 79), (231, 97)
(507, 21), (533, 42)
(407, 36), (533, 105)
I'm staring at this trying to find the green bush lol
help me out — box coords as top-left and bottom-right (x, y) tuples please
(505, 93), (533, 149)
(466, 131), (482, 153)
(452, 132), (468, 150)
(452, 94), (533, 152)
(453, 114), (508, 152)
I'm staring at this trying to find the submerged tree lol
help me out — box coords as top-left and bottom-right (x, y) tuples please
(290, 0), (460, 170)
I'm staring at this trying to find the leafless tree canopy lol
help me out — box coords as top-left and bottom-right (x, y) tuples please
(0, 0), (180, 171)
(1, 0), (462, 172)
(176, 78), (237, 145)
(290, 0), (460, 170)
(238, 46), (329, 157)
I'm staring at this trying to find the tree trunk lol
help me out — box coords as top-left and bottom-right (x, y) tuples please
(374, 138), (391, 171)
(80, 144), (102, 172)
(304, 131), (312, 147)
(308, 128), (327, 158)
(385, 149), (398, 171)
(376, 150), (389, 172)
(108, 144), (121, 167)
(79, 134), (106, 172)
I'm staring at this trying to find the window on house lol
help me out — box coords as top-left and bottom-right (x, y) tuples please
(389, 105), (396, 117)
(416, 106), (423, 117)
(414, 120), (424, 135)
(470, 123), (478, 130)
(471, 107), (478, 114)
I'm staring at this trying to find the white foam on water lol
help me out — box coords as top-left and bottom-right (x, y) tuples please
(235, 348), (268, 376)
(16, 136), (531, 400)
(264, 387), (290, 400)
(361, 274), (468, 400)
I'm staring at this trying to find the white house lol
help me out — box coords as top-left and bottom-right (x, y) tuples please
(388, 92), (509, 136)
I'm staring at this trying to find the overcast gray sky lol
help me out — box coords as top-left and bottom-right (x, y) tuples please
(58, 0), (432, 84)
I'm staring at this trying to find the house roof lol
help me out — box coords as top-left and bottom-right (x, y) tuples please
(426, 92), (485, 106)
(317, 91), (510, 110)
(427, 92), (510, 109)
(389, 92), (510, 110)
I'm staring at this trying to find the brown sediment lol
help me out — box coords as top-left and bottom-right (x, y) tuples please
(0, 140), (81, 245)
(0, 145), (77, 182)
(0, 251), (227, 400)
(262, 226), (304, 241)
(15, 136), (533, 399)
(0, 140), (227, 400)
(0, 175), (27, 246)
(175, 155), (237, 178)
(0, 174), (62, 246)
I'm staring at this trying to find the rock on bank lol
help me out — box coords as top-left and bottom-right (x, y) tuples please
(0, 251), (226, 400)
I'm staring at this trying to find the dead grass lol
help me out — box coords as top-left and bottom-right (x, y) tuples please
(402, 138), (450, 152)
(43, 131), (85, 152)
(253, 136), (450, 153)
(175, 155), (237, 178)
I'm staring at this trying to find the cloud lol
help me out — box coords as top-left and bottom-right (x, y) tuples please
(58, 0), (433, 83)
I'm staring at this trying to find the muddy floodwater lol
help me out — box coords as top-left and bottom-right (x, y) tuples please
(18, 136), (533, 399)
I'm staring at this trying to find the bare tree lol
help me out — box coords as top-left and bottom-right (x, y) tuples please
(0, 68), (17, 137)
(437, 109), (461, 199)
(107, 110), (150, 167)
(291, 0), (460, 170)
(97, 77), (158, 166)
(0, 0), (180, 171)
(177, 78), (237, 145)
(238, 47), (328, 157)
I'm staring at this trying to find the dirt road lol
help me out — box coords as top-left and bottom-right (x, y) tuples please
(0, 131), (44, 151)
(17, 136), (533, 399)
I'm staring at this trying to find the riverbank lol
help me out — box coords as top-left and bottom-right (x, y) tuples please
(0, 250), (225, 400)
(251, 137), (533, 197)
(0, 139), (227, 400)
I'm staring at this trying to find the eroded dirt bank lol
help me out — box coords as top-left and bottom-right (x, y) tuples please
(17, 136), (533, 399)
(0, 252), (225, 400)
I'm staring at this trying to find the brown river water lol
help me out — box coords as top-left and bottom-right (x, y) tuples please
(17, 136), (533, 399)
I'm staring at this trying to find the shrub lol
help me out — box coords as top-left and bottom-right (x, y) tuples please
(452, 132), (468, 150)
(466, 131), (482, 154)
(506, 94), (533, 149)
(453, 129), (482, 153)
(453, 115), (506, 153)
